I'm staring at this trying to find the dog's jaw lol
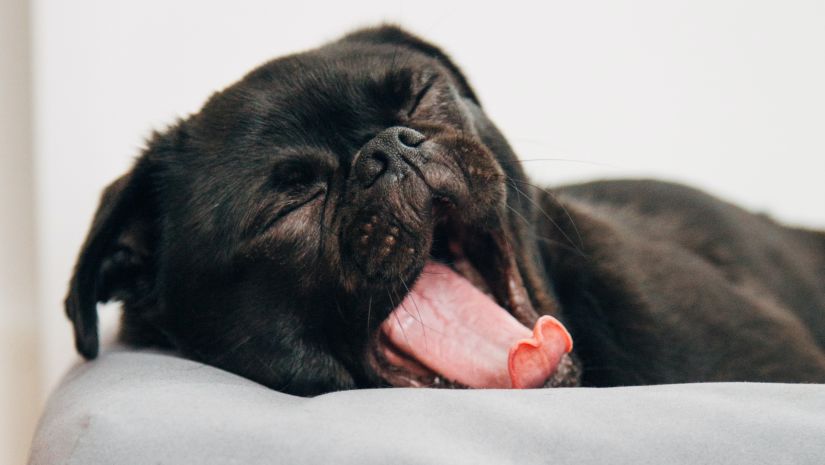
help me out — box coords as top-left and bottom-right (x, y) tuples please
(359, 210), (581, 389)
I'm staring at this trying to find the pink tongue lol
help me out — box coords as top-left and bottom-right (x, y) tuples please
(380, 262), (572, 388)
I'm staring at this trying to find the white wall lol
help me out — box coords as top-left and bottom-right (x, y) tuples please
(26, 0), (825, 445)
(1, 0), (38, 463)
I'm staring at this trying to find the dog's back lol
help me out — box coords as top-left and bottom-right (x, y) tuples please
(537, 179), (825, 385)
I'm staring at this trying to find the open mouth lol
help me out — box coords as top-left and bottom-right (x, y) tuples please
(368, 208), (578, 389)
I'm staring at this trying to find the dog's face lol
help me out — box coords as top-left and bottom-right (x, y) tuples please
(66, 26), (579, 395)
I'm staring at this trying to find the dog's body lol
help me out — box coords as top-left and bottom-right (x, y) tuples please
(540, 180), (825, 384)
(66, 26), (825, 395)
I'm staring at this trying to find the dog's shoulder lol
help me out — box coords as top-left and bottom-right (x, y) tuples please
(551, 179), (749, 264)
(555, 179), (733, 219)
(551, 179), (821, 281)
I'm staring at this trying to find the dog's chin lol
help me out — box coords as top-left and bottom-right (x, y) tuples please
(362, 209), (582, 390)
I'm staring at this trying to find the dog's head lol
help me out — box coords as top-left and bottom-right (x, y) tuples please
(66, 26), (579, 395)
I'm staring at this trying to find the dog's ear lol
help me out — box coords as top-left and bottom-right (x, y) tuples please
(64, 151), (160, 359)
(341, 25), (480, 105)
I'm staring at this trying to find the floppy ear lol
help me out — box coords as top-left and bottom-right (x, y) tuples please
(65, 156), (158, 359)
(341, 25), (481, 105)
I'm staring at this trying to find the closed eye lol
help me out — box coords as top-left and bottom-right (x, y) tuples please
(271, 157), (328, 191)
(255, 188), (325, 236)
(407, 75), (438, 118)
(245, 150), (336, 238)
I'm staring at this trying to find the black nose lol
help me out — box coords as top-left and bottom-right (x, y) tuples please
(355, 126), (426, 187)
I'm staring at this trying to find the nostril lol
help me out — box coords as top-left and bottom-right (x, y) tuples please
(359, 150), (388, 186)
(356, 126), (425, 188)
(397, 128), (426, 148)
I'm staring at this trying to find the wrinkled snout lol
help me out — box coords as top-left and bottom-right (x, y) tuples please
(354, 126), (427, 188)
(344, 126), (435, 281)
(341, 124), (506, 284)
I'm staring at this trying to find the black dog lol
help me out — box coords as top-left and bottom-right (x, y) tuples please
(65, 26), (825, 395)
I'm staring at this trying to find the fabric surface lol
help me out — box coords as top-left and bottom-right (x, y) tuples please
(29, 347), (825, 465)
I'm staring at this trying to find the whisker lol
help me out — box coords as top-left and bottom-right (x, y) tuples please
(508, 178), (586, 252)
(528, 232), (589, 256)
(393, 289), (421, 324)
(498, 157), (620, 169)
(387, 290), (412, 349)
(366, 295), (373, 333)
(506, 178), (584, 255)
(401, 277), (428, 350)
(503, 202), (534, 233)
(503, 197), (588, 259)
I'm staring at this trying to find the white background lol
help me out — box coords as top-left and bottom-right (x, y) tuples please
(2, 1), (824, 463)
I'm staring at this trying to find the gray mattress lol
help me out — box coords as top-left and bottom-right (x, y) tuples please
(29, 347), (825, 465)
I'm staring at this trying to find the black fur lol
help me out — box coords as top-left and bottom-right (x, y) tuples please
(66, 26), (825, 395)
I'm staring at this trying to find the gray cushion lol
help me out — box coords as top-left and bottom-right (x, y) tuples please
(29, 347), (825, 465)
